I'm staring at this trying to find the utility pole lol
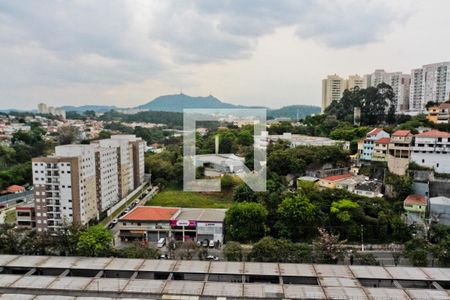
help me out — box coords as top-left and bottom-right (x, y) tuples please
(360, 224), (364, 251)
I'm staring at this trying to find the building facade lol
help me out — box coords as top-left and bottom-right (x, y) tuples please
(321, 74), (347, 113)
(111, 135), (146, 189)
(358, 128), (390, 161)
(409, 62), (450, 111)
(32, 145), (97, 232)
(411, 130), (450, 173)
(387, 130), (413, 176)
(32, 135), (145, 232)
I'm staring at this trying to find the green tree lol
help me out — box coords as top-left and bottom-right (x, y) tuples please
(225, 202), (268, 242)
(119, 242), (159, 259)
(330, 199), (360, 222)
(58, 125), (80, 145)
(223, 241), (243, 261)
(276, 194), (322, 241)
(404, 238), (428, 267)
(232, 183), (257, 202)
(77, 225), (113, 257)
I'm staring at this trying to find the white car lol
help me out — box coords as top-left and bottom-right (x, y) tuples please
(157, 238), (166, 248)
(206, 255), (219, 261)
(209, 240), (215, 248)
(111, 218), (118, 224)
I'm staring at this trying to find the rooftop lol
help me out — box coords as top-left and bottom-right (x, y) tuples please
(175, 208), (226, 222)
(415, 130), (450, 138)
(392, 130), (412, 137)
(374, 137), (390, 144)
(429, 196), (450, 206)
(321, 173), (353, 182)
(0, 255), (449, 299)
(121, 206), (179, 221)
(404, 194), (427, 206)
(367, 128), (383, 136)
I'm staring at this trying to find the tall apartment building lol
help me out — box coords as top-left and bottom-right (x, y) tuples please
(32, 145), (98, 232)
(94, 146), (119, 213)
(110, 135), (145, 189)
(409, 62), (450, 111)
(32, 135), (145, 232)
(94, 139), (132, 199)
(366, 70), (411, 112)
(321, 74), (366, 112)
(347, 75), (366, 90)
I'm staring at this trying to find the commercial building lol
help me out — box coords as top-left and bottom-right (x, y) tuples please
(387, 130), (413, 176)
(1, 255), (449, 299)
(118, 206), (226, 243)
(32, 135), (145, 232)
(411, 130), (450, 173)
(410, 62), (450, 111)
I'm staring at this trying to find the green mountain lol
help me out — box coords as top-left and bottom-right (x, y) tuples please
(137, 93), (236, 112)
(268, 105), (320, 120)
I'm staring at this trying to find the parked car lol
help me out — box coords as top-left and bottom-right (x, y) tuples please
(134, 199), (140, 204)
(107, 223), (115, 230)
(112, 218), (118, 224)
(201, 239), (209, 247)
(206, 255), (219, 261)
(157, 238), (166, 248)
(159, 254), (168, 260)
(209, 240), (215, 248)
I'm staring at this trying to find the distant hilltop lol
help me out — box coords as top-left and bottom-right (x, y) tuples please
(5, 93), (320, 120)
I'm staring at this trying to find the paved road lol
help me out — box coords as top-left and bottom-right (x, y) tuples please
(110, 186), (159, 246)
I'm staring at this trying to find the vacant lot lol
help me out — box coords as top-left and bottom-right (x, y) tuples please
(146, 189), (233, 208)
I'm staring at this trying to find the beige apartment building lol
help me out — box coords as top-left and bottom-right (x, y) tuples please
(32, 135), (146, 232)
(32, 145), (97, 232)
(321, 74), (366, 112)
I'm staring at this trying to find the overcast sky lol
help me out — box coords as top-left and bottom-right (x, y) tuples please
(0, 0), (449, 109)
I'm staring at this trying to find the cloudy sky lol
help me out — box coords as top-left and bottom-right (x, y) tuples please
(0, 0), (449, 109)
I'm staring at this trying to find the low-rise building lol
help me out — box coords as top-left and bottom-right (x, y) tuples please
(411, 130), (450, 173)
(404, 194), (427, 224)
(427, 102), (450, 124)
(119, 206), (179, 242)
(119, 206), (226, 243)
(318, 173), (354, 189)
(354, 181), (383, 198)
(372, 137), (390, 162)
(358, 128), (390, 161)
(335, 175), (367, 193)
(15, 205), (35, 228)
(429, 196), (450, 225)
(387, 130), (413, 176)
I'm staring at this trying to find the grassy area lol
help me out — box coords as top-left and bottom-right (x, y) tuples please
(146, 189), (233, 208)
(5, 209), (16, 225)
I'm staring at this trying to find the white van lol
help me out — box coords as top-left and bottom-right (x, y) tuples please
(157, 238), (166, 248)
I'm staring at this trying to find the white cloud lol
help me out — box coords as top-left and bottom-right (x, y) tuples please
(1, 0), (446, 109)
